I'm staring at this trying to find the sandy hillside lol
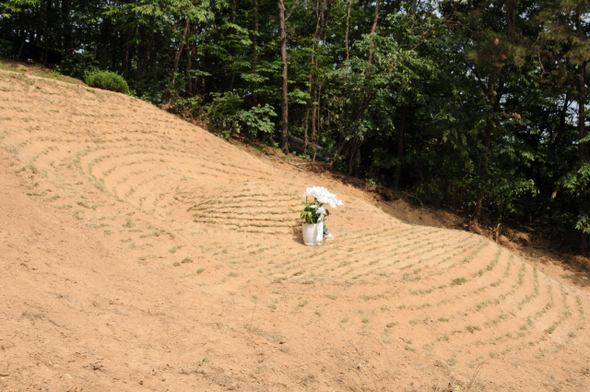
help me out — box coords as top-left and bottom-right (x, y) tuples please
(1, 69), (589, 392)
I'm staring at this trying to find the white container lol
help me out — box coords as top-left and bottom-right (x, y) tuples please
(302, 222), (324, 246)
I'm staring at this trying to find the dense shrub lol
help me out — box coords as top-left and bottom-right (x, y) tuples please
(84, 70), (129, 93)
(206, 92), (276, 139)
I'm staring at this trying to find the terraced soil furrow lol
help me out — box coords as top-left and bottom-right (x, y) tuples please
(2, 70), (590, 392)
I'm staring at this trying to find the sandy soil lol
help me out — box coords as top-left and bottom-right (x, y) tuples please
(1, 68), (590, 392)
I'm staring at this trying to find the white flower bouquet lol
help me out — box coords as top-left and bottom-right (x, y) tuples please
(300, 186), (343, 224)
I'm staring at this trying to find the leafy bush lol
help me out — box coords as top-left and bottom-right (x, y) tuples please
(207, 92), (276, 138)
(55, 50), (97, 80)
(166, 92), (205, 120)
(84, 70), (129, 93)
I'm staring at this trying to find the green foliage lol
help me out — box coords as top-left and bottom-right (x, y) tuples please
(300, 202), (329, 224)
(0, 0), (39, 18)
(240, 104), (277, 135)
(56, 51), (99, 81)
(84, 70), (129, 94)
(207, 92), (276, 138)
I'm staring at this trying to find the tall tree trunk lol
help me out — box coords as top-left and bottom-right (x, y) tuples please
(311, 0), (329, 159)
(346, 0), (379, 176)
(355, 145), (361, 176)
(186, 38), (193, 92)
(367, 0), (380, 65)
(474, 69), (497, 223)
(123, 27), (132, 79)
(304, 0), (324, 151)
(348, 138), (360, 176)
(111, 30), (118, 70)
(313, 85), (324, 161)
(303, 52), (315, 151)
(576, 8), (587, 255)
(551, 94), (569, 154)
(62, 0), (72, 51)
(172, 18), (190, 84)
(578, 61), (587, 255)
(303, 106), (310, 151)
(345, 0), (353, 60)
(310, 87), (318, 152)
(278, 0), (289, 153)
(253, 0), (260, 105)
(394, 108), (405, 191)
(578, 68), (586, 161)
(348, 140), (357, 175)
(303, 52), (315, 152)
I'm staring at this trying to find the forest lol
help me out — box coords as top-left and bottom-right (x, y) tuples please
(1, 0), (590, 254)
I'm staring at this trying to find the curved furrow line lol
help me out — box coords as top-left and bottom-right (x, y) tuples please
(290, 234), (485, 287)
(243, 226), (415, 273)
(328, 235), (482, 283)
(368, 254), (518, 344)
(79, 145), (277, 197)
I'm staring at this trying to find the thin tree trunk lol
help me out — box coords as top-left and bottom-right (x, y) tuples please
(578, 61), (587, 255)
(578, 84), (585, 151)
(337, 138), (347, 156)
(307, 0), (325, 150)
(355, 145), (361, 176)
(311, 88), (318, 151)
(303, 107), (310, 151)
(552, 94), (569, 153)
(321, 0), (331, 44)
(253, 0), (259, 105)
(367, 0), (380, 65)
(62, 0), (73, 50)
(576, 7), (587, 255)
(313, 85), (323, 161)
(507, 0), (516, 38)
(230, 73), (236, 90)
(111, 31), (118, 70)
(394, 108), (405, 191)
(136, 24), (150, 80)
(186, 37), (193, 91)
(123, 28), (132, 79)
(345, 0), (353, 60)
(348, 138), (360, 176)
(172, 18), (190, 84)
(346, 0), (378, 176)
(278, 0), (289, 153)
(348, 140), (357, 175)
(312, 0), (329, 159)
(474, 69), (497, 223)
(303, 0), (321, 151)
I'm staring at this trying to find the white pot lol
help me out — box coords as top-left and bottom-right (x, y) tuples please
(302, 221), (323, 246)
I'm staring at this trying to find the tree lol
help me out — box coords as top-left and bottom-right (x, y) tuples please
(539, 0), (590, 254)
(278, 0), (289, 153)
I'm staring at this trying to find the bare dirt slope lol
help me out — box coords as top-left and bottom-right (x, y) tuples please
(1, 69), (590, 392)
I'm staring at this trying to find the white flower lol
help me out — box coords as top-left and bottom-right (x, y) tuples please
(303, 186), (343, 209)
(316, 206), (326, 215)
